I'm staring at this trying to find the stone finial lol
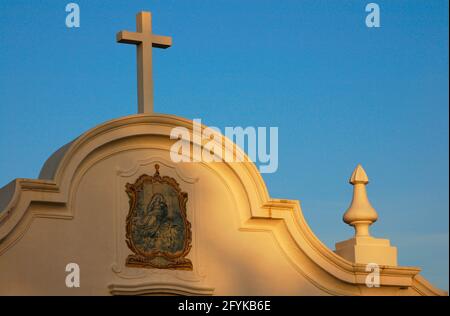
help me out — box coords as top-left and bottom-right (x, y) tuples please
(349, 164), (369, 184)
(336, 164), (397, 266)
(154, 164), (160, 177)
(343, 164), (378, 237)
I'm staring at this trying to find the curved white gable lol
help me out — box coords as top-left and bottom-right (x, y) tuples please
(0, 114), (445, 296)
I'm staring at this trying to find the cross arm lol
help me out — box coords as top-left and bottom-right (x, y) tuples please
(152, 35), (172, 49)
(116, 31), (144, 44)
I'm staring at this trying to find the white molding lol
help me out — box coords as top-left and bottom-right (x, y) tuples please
(108, 281), (214, 296)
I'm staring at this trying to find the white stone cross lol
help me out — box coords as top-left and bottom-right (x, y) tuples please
(117, 12), (172, 114)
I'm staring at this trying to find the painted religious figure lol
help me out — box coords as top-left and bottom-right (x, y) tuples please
(125, 164), (192, 270)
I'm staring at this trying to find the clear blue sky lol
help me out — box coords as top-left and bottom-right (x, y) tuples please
(0, 0), (448, 290)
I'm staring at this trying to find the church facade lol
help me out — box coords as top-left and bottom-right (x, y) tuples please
(0, 12), (446, 296)
(0, 113), (445, 296)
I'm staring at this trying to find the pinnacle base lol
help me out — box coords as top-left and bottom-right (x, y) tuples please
(335, 236), (398, 266)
